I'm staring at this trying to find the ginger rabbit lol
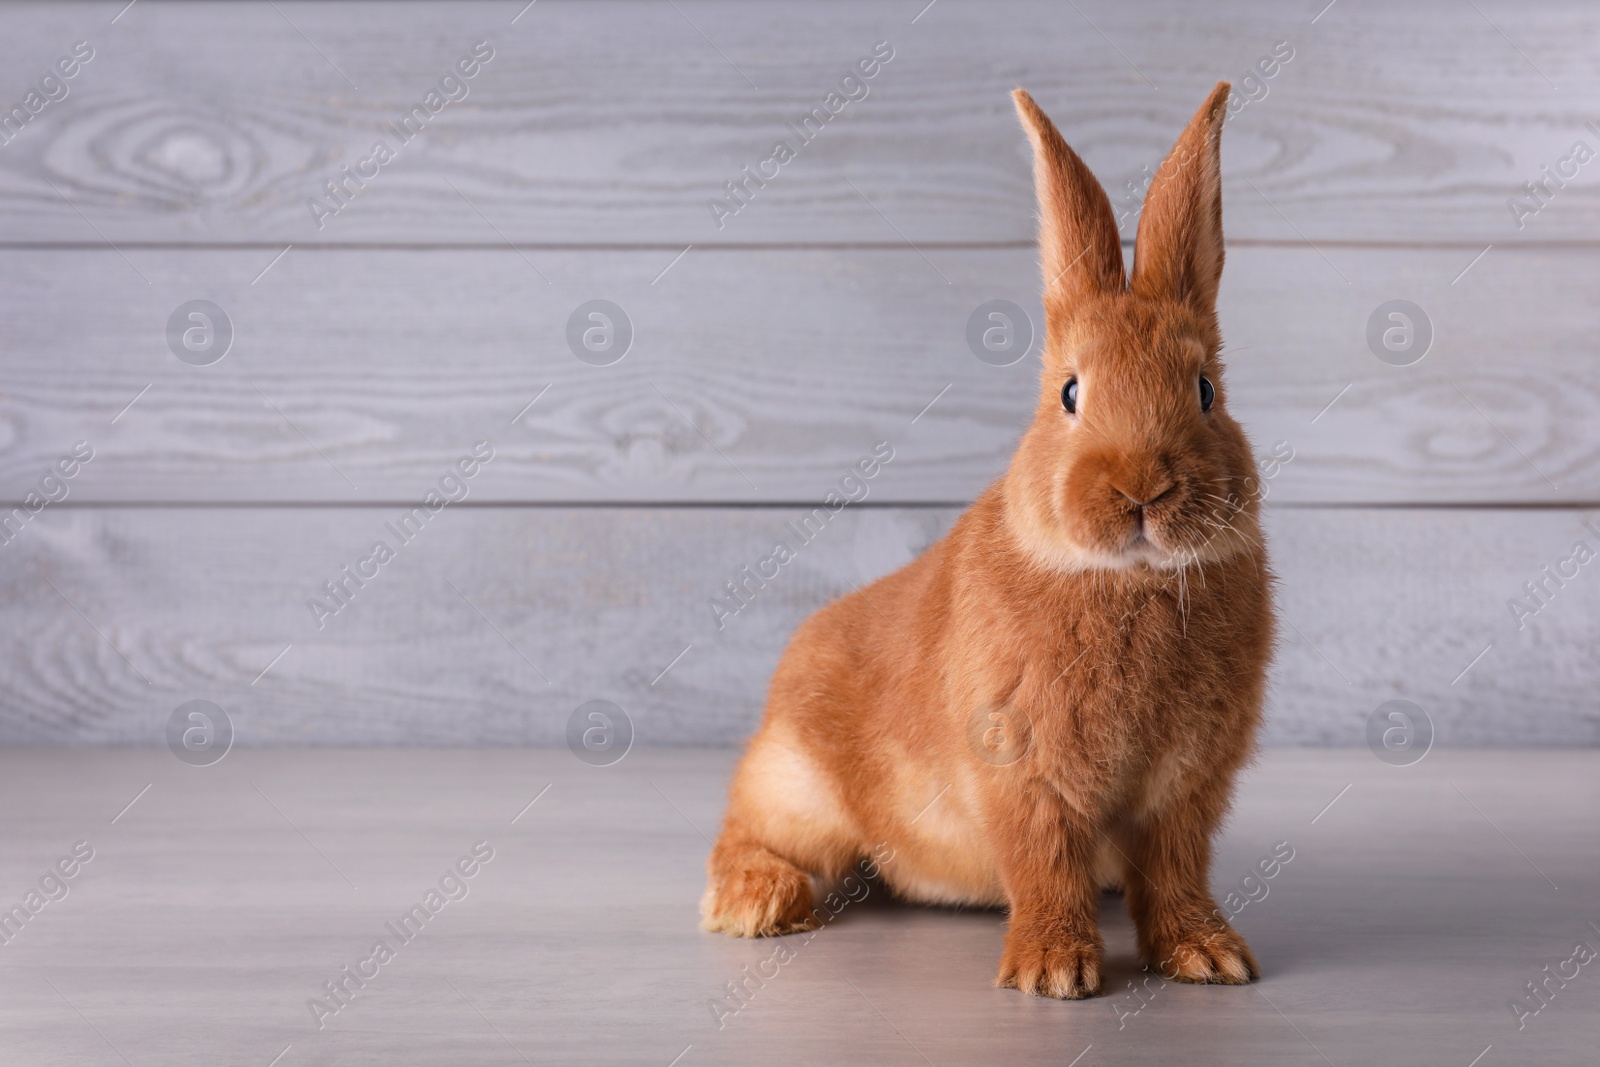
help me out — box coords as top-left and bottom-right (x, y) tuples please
(701, 81), (1272, 999)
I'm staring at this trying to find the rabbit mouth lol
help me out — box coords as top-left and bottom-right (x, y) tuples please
(1110, 490), (1233, 568)
(1128, 493), (1261, 571)
(1125, 512), (1156, 550)
(1116, 486), (1184, 552)
(1120, 521), (1174, 563)
(1005, 469), (1256, 574)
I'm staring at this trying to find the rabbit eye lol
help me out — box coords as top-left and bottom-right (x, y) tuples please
(1061, 377), (1078, 414)
(1199, 375), (1215, 411)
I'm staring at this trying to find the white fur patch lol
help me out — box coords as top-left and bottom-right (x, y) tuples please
(1137, 749), (1192, 818)
(886, 769), (1005, 907)
(740, 722), (857, 848)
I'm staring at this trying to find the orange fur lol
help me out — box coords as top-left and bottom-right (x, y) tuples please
(702, 82), (1273, 1000)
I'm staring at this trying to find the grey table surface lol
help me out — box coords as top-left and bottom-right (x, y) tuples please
(0, 747), (1594, 1066)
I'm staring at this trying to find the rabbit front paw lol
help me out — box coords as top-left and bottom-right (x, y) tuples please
(1145, 921), (1259, 984)
(996, 928), (1104, 999)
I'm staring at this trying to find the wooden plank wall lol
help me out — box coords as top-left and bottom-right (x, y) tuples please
(0, 0), (1594, 745)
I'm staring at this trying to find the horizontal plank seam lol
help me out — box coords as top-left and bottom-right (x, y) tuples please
(0, 240), (1592, 252)
(35, 500), (1600, 511)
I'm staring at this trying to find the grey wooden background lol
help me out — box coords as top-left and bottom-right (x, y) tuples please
(0, 0), (1594, 745)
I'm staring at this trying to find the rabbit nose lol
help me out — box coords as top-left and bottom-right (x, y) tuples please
(1112, 480), (1176, 509)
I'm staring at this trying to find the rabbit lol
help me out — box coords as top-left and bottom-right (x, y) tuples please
(700, 81), (1273, 1000)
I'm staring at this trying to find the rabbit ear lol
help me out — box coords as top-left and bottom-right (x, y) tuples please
(1131, 82), (1231, 311)
(1012, 89), (1125, 307)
